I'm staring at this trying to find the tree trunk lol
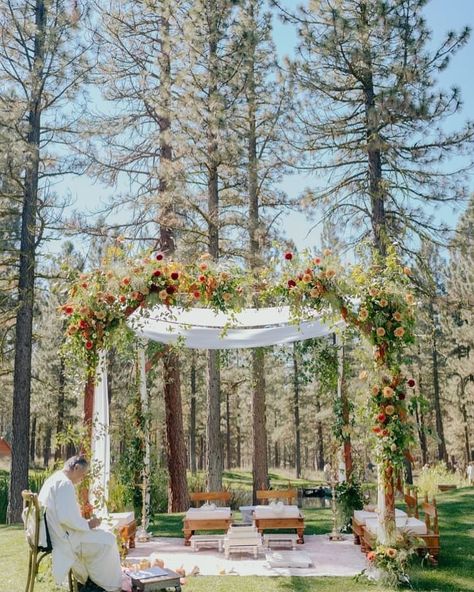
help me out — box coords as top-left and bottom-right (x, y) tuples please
(337, 340), (353, 479)
(360, 3), (387, 257)
(30, 415), (37, 463)
(206, 350), (222, 491)
(415, 365), (428, 465)
(163, 350), (189, 512)
(43, 425), (52, 468)
(190, 355), (197, 474)
(429, 302), (448, 462)
(55, 355), (66, 461)
(315, 395), (325, 470)
(8, 0), (46, 524)
(292, 345), (302, 479)
(225, 387), (231, 470)
(252, 348), (269, 502)
(236, 424), (241, 468)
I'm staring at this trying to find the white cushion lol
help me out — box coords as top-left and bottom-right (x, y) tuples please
(109, 511), (135, 528)
(365, 516), (408, 535)
(403, 517), (427, 535)
(354, 508), (406, 525)
(266, 551), (312, 568)
(254, 504), (301, 519)
(185, 506), (231, 520)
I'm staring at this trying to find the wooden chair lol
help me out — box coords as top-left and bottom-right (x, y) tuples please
(182, 491), (233, 546)
(253, 489), (305, 544)
(22, 490), (77, 592)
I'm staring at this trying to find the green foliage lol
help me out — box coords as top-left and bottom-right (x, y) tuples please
(335, 478), (363, 532)
(417, 463), (466, 499)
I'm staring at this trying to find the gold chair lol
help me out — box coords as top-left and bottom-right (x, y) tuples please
(22, 490), (77, 592)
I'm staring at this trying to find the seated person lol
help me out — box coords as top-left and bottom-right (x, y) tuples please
(38, 455), (122, 592)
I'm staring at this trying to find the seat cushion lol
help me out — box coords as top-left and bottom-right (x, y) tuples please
(403, 517), (428, 535)
(254, 504), (301, 519)
(354, 508), (406, 525)
(365, 516), (408, 536)
(185, 506), (231, 520)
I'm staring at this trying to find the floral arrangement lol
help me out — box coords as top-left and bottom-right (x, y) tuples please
(364, 536), (420, 587)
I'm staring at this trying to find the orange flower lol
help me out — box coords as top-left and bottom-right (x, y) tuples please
(405, 293), (415, 304)
(379, 299), (388, 307)
(359, 370), (368, 381)
(392, 311), (402, 321)
(369, 287), (379, 297)
(323, 248), (332, 257)
(372, 385), (380, 396)
(394, 326), (405, 338)
(121, 277), (131, 286)
(367, 551), (376, 562)
(376, 327), (386, 337)
(385, 404), (395, 415)
(222, 293), (232, 302)
(310, 288), (321, 298)
(325, 269), (336, 279)
(383, 386), (394, 399)
(199, 262), (208, 271)
(403, 267), (411, 276)
(386, 548), (397, 558)
(302, 273), (312, 283)
(313, 256), (322, 265)
(359, 308), (369, 321)
(159, 290), (168, 301)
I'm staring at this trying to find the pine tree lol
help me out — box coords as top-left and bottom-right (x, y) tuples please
(286, 0), (473, 256)
(0, 0), (92, 522)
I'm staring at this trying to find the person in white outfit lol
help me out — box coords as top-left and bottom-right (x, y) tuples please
(467, 461), (474, 486)
(38, 455), (122, 592)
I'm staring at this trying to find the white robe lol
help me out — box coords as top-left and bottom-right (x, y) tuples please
(38, 471), (122, 591)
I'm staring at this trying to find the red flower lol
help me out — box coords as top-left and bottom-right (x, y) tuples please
(79, 319), (88, 330)
(121, 277), (131, 286)
(288, 279), (296, 288)
(85, 341), (93, 350)
(284, 252), (293, 260)
(372, 426), (381, 434)
(156, 253), (164, 261)
(166, 285), (176, 295)
(377, 413), (386, 423)
(193, 291), (201, 299)
(81, 282), (88, 289)
(132, 291), (144, 302)
(119, 295), (126, 304)
(382, 429), (389, 437)
(64, 305), (74, 315)
(153, 270), (161, 277)
(398, 392), (406, 400)
(199, 275), (206, 283)
(170, 272), (179, 281)
(367, 551), (376, 562)
(407, 379), (415, 388)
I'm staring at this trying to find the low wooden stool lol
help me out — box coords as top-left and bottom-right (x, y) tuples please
(263, 533), (298, 550)
(190, 534), (224, 552)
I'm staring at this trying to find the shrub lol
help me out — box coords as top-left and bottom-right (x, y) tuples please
(416, 462), (467, 498)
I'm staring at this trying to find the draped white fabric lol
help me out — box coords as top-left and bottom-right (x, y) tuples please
(90, 350), (110, 515)
(128, 305), (339, 349)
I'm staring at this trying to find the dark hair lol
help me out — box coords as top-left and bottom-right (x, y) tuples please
(64, 455), (89, 471)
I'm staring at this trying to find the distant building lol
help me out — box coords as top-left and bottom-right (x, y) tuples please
(0, 437), (12, 465)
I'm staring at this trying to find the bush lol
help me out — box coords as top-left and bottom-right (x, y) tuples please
(335, 478), (364, 532)
(416, 462), (467, 498)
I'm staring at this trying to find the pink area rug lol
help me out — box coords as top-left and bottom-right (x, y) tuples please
(126, 534), (367, 577)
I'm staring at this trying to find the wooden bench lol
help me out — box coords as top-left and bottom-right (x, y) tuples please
(182, 491), (233, 546)
(22, 490), (77, 592)
(361, 492), (440, 565)
(253, 489), (305, 544)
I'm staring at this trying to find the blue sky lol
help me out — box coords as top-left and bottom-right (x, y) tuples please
(56, 0), (474, 255)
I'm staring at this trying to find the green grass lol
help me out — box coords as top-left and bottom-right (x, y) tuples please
(1, 487), (473, 591)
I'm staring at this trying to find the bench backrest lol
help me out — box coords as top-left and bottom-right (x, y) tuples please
(256, 489), (298, 504)
(189, 491), (231, 507)
(404, 487), (419, 518)
(422, 494), (439, 534)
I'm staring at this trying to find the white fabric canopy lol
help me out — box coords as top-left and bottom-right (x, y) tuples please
(128, 305), (339, 349)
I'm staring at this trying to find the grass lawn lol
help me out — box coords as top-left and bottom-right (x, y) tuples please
(1, 487), (472, 591)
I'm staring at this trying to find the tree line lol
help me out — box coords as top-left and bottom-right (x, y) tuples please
(0, 0), (473, 522)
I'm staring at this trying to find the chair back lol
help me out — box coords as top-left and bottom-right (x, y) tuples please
(404, 487), (419, 518)
(189, 491), (231, 507)
(256, 489), (298, 505)
(22, 490), (43, 553)
(422, 494), (439, 534)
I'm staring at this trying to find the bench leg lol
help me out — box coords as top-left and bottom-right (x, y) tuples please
(183, 530), (193, 546)
(128, 534), (135, 549)
(297, 529), (304, 544)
